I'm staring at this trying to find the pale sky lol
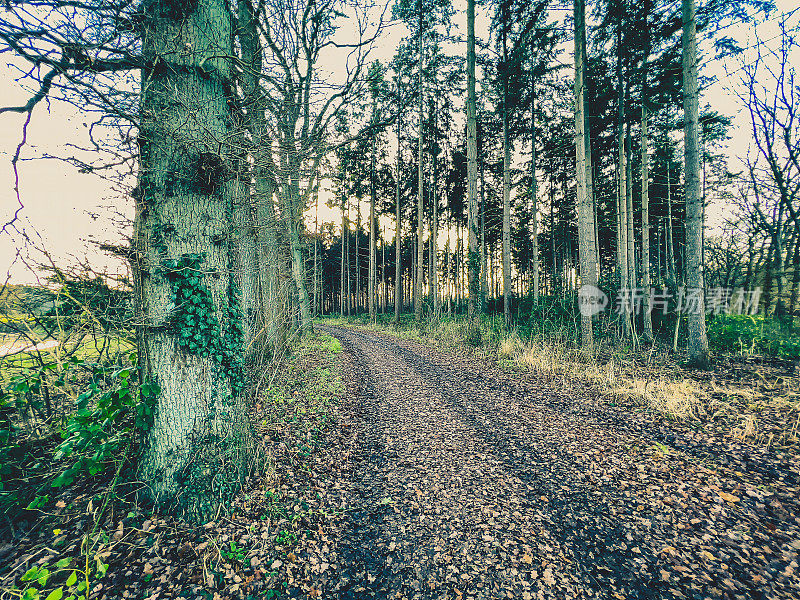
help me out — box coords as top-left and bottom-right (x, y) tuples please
(1, 0), (796, 285)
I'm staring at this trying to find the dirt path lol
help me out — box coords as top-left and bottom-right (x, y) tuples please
(287, 325), (799, 600)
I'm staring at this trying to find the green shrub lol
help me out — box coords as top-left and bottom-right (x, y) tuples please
(707, 314), (763, 353)
(52, 357), (157, 487)
(0, 352), (156, 516)
(708, 314), (800, 359)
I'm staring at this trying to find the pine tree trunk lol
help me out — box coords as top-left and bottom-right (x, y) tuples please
(415, 0), (425, 321)
(431, 101), (439, 316)
(395, 110), (403, 323)
(616, 22), (629, 296)
(355, 200), (361, 313)
(531, 74), (540, 303)
(574, 0), (598, 351)
(666, 148), (676, 285)
(136, 0), (251, 522)
(641, 80), (653, 341)
(340, 196), (346, 315)
(626, 120), (636, 311)
(369, 117), (377, 322)
(467, 0), (480, 319)
(480, 158), (488, 311)
(502, 11), (511, 326)
(682, 0), (710, 366)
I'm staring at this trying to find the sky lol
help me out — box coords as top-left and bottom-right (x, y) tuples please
(0, 0), (796, 286)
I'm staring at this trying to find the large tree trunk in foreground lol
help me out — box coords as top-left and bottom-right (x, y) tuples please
(136, 0), (250, 522)
(369, 124), (377, 322)
(415, 0), (425, 321)
(574, 0), (598, 351)
(501, 10), (511, 327)
(682, 0), (710, 366)
(466, 0), (480, 320)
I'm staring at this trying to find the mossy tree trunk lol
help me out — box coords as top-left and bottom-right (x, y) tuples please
(135, 0), (251, 522)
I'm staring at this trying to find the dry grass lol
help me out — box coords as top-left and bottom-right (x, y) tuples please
(498, 334), (524, 359)
(499, 334), (710, 422)
(608, 378), (707, 421)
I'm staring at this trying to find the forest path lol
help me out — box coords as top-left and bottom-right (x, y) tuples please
(287, 325), (797, 600)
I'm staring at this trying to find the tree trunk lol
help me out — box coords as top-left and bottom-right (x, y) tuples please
(574, 0), (598, 351)
(415, 0), (425, 321)
(666, 146), (676, 285)
(239, 0), (283, 356)
(395, 108), (403, 323)
(641, 76), (653, 341)
(626, 119), (636, 325)
(136, 0), (250, 521)
(431, 100), (439, 316)
(502, 9), (511, 326)
(314, 186), (319, 317)
(616, 21), (629, 295)
(369, 114), (377, 322)
(467, 0), (480, 319)
(682, 0), (710, 366)
(480, 157), (488, 311)
(340, 196), (346, 315)
(790, 230), (800, 313)
(531, 78), (540, 304)
(355, 200), (361, 313)
(282, 172), (312, 331)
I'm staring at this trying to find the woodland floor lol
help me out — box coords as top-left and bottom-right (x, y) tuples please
(2, 326), (799, 600)
(283, 325), (800, 600)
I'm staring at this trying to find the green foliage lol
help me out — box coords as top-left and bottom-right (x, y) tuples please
(10, 553), (108, 600)
(707, 314), (762, 353)
(0, 387), (22, 513)
(221, 540), (248, 564)
(163, 253), (244, 398)
(1, 350), (156, 515)
(274, 529), (297, 545)
(707, 314), (800, 359)
(51, 356), (158, 487)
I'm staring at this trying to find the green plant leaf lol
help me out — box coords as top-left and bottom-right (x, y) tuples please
(44, 588), (64, 600)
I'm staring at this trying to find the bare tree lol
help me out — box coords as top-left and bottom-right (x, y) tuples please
(257, 0), (386, 331)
